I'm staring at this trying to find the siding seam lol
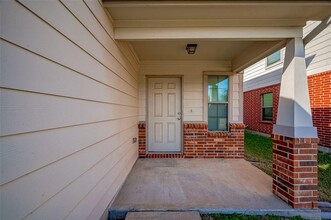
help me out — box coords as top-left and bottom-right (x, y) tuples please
(60, 0), (138, 82)
(82, 0), (140, 75)
(0, 115), (138, 138)
(21, 133), (136, 220)
(14, 1), (138, 89)
(0, 38), (138, 99)
(0, 87), (139, 107)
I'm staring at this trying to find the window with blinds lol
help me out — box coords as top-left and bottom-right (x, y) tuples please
(207, 75), (229, 131)
(262, 93), (273, 121)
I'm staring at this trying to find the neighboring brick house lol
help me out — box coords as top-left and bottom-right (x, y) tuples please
(244, 21), (331, 149)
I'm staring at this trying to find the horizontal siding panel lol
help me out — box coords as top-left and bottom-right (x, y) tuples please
(1, 89), (138, 136)
(307, 63), (331, 76)
(86, 151), (135, 219)
(1, 41), (138, 104)
(1, 1), (137, 96)
(304, 22), (331, 76)
(303, 21), (320, 36)
(1, 1), (139, 220)
(25, 140), (136, 220)
(244, 68), (282, 92)
(184, 100), (203, 108)
(66, 147), (137, 220)
(244, 60), (266, 77)
(116, 41), (140, 73)
(184, 92), (203, 100)
(2, 127), (137, 220)
(183, 83), (203, 92)
(60, 0), (138, 80)
(1, 117), (137, 185)
(305, 32), (331, 52)
(243, 49), (285, 91)
(184, 115), (203, 121)
(19, 0), (138, 86)
(307, 50), (331, 66)
(184, 107), (203, 116)
(83, 0), (114, 40)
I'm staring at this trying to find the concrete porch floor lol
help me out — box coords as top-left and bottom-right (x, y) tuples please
(110, 159), (320, 219)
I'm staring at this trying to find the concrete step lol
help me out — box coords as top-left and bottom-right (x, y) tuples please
(125, 211), (201, 220)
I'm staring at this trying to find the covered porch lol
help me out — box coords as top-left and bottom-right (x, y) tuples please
(103, 0), (329, 213)
(1, 1), (330, 219)
(109, 159), (319, 219)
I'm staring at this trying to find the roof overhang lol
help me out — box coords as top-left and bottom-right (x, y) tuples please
(103, 1), (331, 72)
(104, 1), (331, 28)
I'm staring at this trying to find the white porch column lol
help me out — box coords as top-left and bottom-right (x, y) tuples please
(273, 38), (317, 138)
(272, 38), (319, 209)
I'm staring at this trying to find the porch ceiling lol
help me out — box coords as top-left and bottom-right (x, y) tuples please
(103, 1), (331, 72)
(131, 40), (258, 61)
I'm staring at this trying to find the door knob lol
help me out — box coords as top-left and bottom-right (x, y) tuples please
(177, 112), (182, 120)
(177, 112), (181, 120)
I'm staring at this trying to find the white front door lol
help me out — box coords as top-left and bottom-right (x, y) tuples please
(148, 77), (181, 152)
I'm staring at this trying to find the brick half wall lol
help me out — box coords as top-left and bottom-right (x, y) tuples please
(138, 122), (245, 158)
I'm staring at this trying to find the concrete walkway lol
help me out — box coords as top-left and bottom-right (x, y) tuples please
(110, 159), (320, 219)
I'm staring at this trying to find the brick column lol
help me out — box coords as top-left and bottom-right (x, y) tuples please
(272, 134), (319, 209)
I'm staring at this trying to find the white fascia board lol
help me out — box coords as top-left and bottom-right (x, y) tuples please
(114, 19), (306, 28)
(114, 27), (302, 40)
(104, 1), (331, 8)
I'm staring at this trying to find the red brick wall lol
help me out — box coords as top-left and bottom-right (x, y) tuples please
(272, 134), (318, 209)
(138, 122), (245, 158)
(243, 84), (280, 134)
(244, 71), (331, 148)
(308, 71), (331, 148)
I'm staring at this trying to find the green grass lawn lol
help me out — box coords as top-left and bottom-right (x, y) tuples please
(244, 131), (331, 203)
(201, 214), (304, 220)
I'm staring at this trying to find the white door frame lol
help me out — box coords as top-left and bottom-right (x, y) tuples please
(146, 75), (183, 153)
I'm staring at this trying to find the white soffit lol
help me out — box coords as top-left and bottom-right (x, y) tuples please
(102, 1), (330, 69)
(104, 1), (331, 27)
(130, 40), (257, 61)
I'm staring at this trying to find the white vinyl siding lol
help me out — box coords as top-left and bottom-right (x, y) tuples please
(243, 50), (284, 92)
(304, 21), (331, 76)
(266, 50), (281, 67)
(0, 1), (139, 220)
(244, 21), (331, 92)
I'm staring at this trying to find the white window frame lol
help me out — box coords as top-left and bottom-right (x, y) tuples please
(203, 72), (232, 131)
(265, 50), (283, 69)
(261, 92), (273, 122)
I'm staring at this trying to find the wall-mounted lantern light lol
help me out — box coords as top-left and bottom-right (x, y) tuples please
(186, 44), (197, 54)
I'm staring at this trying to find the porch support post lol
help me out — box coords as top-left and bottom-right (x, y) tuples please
(272, 38), (319, 209)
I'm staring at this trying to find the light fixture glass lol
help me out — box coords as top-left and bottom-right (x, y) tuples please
(186, 44), (197, 54)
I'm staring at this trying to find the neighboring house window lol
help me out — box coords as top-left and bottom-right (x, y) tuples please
(261, 93), (273, 121)
(266, 50), (281, 67)
(207, 75), (229, 131)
